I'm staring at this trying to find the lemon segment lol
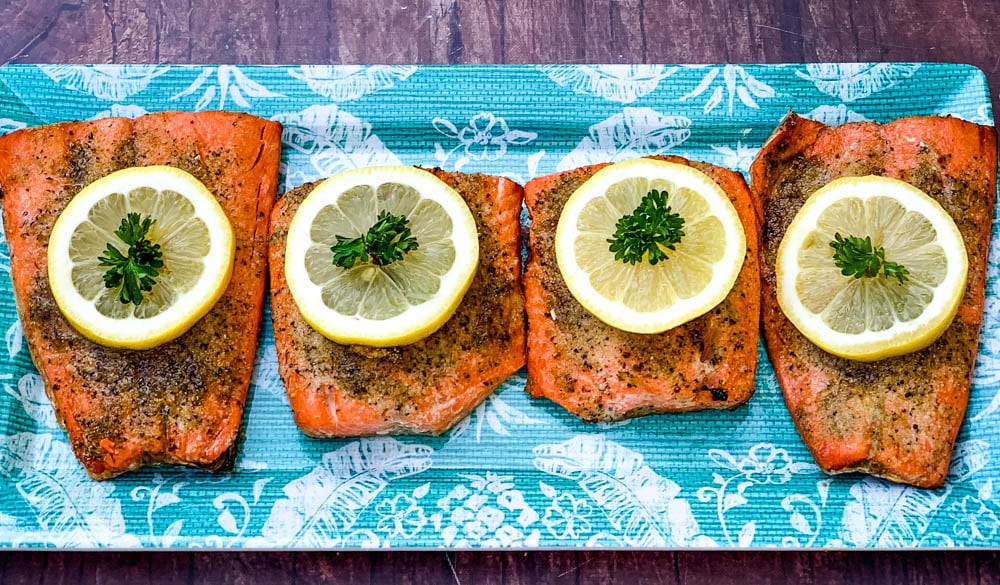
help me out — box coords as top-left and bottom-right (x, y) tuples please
(775, 175), (968, 361)
(554, 158), (747, 334)
(284, 166), (479, 347)
(48, 165), (235, 350)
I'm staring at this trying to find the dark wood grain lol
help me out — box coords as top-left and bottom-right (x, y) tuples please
(3, 551), (1000, 583)
(1, 0), (1000, 583)
(2, 0), (997, 109)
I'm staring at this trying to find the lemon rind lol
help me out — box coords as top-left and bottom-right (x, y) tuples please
(284, 166), (480, 347)
(555, 158), (747, 334)
(47, 165), (235, 350)
(775, 176), (969, 361)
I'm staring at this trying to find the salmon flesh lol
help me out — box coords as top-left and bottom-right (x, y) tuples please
(0, 112), (282, 479)
(523, 155), (761, 421)
(750, 113), (998, 488)
(268, 169), (527, 436)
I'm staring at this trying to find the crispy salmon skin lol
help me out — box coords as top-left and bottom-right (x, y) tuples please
(0, 112), (282, 479)
(269, 169), (526, 436)
(751, 113), (998, 488)
(523, 156), (761, 421)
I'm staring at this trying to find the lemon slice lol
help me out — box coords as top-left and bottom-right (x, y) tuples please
(554, 157), (747, 333)
(776, 175), (968, 361)
(48, 165), (235, 350)
(284, 166), (479, 347)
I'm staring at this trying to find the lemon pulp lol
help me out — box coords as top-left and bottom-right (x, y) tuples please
(48, 165), (234, 349)
(284, 166), (479, 347)
(555, 158), (746, 334)
(776, 175), (968, 361)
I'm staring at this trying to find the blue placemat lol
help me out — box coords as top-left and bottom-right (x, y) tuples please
(0, 63), (997, 549)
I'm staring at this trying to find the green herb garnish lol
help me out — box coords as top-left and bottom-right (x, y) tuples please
(98, 213), (164, 306)
(331, 210), (419, 269)
(607, 188), (685, 265)
(830, 232), (909, 284)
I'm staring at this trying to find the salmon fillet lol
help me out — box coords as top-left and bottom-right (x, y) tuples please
(0, 111), (282, 479)
(750, 113), (998, 488)
(269, 169), (526, 436)
(523, 156), (761, 421)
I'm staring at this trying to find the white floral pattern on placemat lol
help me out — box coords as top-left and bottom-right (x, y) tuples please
(432, 112), (538, 170)
(796, 63), (921, 103)
(432, 472), (541, 547)
(290, 65), (417, 102)
(0, 63), (996, 550)
(171, 66), (284, 111)
(40, 65), (169, 101)
(539, 65), (679, 104)
(556, 107), (691, 171)
(534, 435), (715, 547)
(272, 104), (401, 190)
(0, 433), (140, 548)
(250, 438), (432, 548)
(679, 65), (776, 115)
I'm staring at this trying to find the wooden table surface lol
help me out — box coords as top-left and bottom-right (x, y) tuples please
(1, 0), (999, 583)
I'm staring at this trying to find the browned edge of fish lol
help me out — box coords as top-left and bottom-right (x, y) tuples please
(268, 168), (527, 437)
(523, 154), (761, 422)
(0, 111), (282, 479)
(750, 112), (998, 488)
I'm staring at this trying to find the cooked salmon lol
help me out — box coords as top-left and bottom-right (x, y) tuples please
(269, 170), (526, 436)
(750, 113), (998, 488)
(0, 111), (282, 479)
(523, 156), (760, 421)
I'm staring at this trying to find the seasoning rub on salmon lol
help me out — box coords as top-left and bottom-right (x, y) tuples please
(269, 170), (526, 436)
(523, 156), (761, 421)
(751, 113), (998, 488)
(0, 112), (282, 479)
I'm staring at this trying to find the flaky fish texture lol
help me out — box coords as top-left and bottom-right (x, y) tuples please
(523, 156), (761, 421)
(0, 112), (281, 479)
(750, 113), (997, 488)
(269, 170), (526, 436)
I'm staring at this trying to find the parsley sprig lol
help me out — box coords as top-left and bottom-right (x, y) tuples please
(830, 232), (909, 284)
(607, 189), (686, 265)
(331, 210), (419, 269)
(98, 213), (165, 306)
